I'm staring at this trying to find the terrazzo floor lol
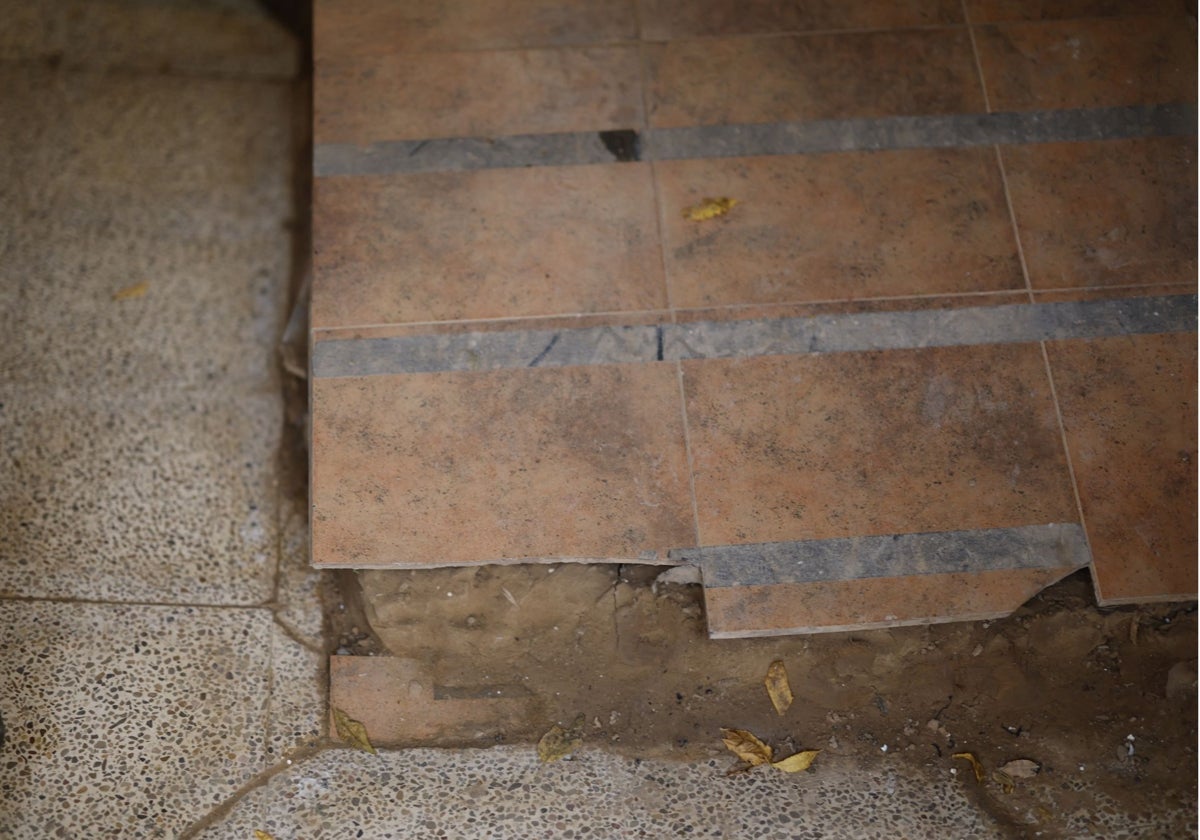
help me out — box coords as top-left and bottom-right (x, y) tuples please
(1, 2), (1195, 838)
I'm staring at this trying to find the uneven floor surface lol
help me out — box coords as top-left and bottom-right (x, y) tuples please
(1, 1), (1196, 838)
(336, 567), (1198, 838)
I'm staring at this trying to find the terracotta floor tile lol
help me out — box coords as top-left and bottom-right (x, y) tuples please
(644, 29), (984, 129)
(316, 0), (636, 55)
(311, 363), (695, 567)
(975, 17), (1196, 111)
(966, 0), (1182, 22)
(704, 567), (1080, 637)
(657, 150), (1024, 309)
(1003, 138), (1197, 292)
(330, 656), (535, 743)
(639, 0), (962, 40)
(682, 344), (1077, 546)
(315, 45), (643, 145)
(312, 164), (665, 328)
(1046, 332), (1197, 603)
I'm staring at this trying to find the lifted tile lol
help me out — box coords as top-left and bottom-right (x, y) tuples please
(330, 656), (536, 743)
(704, 566), (1082, 637)
(311, 363), (694, 567)
(657, 149), (1023, 308)
(1047, 332), (1197, 604)
(313, 164), (664, 328)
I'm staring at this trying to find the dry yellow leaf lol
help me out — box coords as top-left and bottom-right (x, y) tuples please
(332, 706), (377, 755)
(112, 281), (149, 301)
(537, 714), (584, 763)
(682, 197), (739, 221)
(1000, 758), (1041, 779)
(720, 727), (773, 766)
(764, 660), (794, 716)
(993, 770), (1015, 795)
(772, 750), (820, 773)
(253, 832), (277, 840)
(953, 751), (985, 783)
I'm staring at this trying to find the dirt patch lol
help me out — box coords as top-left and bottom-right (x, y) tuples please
(334, 564), (1196, 835)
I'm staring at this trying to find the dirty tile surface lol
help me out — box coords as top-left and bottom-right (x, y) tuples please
(312, 363), (695, 566)
(312, 164), (665, 328)
(1047, 332), (1198, 604)
(315, 0), (637, 53)
(681, 344), (1077, 547)
(315, 45), (644, 144)
(640, 0), (963, 39)
(975, 16), (1196, 111)
(657, 149), (1023, 308)
(1002, 138), (1197, 292)
(645, 29), (983, 128)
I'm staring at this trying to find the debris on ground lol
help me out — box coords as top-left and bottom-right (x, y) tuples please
(683, 197), (738, 221)
(764, 660), (794, 716)
(332, 707), (377, 755)
(112, 281), (149, 301)
(953, 752), (985, 783)
(537, 714), (585, 763)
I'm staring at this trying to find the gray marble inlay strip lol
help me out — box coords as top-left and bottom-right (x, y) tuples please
(313, 104), (1195, 176)
(314, 129), (640, 177)
(312, 295), (1196, 378)
(312, 324), (659, 377)
(649, 104), (1195, 161)
(676, 523), (1091, 587)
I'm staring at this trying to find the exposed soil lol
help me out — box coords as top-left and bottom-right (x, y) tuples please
(330, 564), (1197, 836)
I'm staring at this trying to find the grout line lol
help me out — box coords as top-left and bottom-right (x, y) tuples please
(0, 593), (273, 610)
(633, 26), (678, 322)
(963, 1), (1036, 302)
(177, 745), (333, 839)
(675, 362), (703, 550)
(995, 145), (1035, 301)
(1038, 340), (1097, 585)
(961, 0), (992, 114)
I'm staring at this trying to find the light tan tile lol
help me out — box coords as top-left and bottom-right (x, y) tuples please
(1047, 332), (1197, 603)
(682, 344), (1078, 546)
(312, 164), (666, 328)
(311, 363), (695, 567)
(645, 29), (983, 128)
(315, 45), (643, 144)
(657, 150), (1024, 309)
(1003, 139), (1197, 291)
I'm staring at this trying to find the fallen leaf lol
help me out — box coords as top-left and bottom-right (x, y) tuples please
(112, 281), (149, 301)
(763, 660), (794, 716)
(538, 714), (584, 763)
(993, 770), (1015, 794)
(1000, 759), (1041, 779)
(683, 197), (738, 222)
(721, 728), (773, 766)
(772, 750), (820, 773)
(332, 706), (377, 755)
(953, 751), (985, 783)
(253, 832), (277, 840)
